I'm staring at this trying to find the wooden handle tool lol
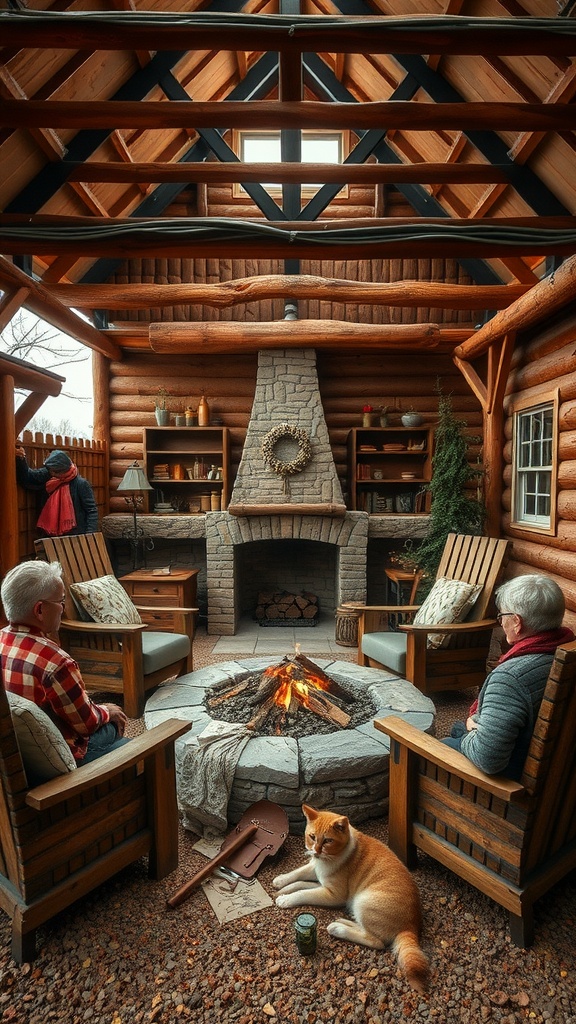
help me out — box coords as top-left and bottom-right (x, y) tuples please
(166, 823), (259, 909)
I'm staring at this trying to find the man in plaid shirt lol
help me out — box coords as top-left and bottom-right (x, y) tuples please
(1, 559), (128, 764)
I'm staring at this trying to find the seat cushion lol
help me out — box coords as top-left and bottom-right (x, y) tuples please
(7, 692), (76, 785)
(412, 576), (483, 649)
(142, 631), (191, 675)
(361, 632), (407, 675)
(70, 575), (142, 625)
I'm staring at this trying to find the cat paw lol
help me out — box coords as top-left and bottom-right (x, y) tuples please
(327, 921), (351, 939)
(275, 893), (297, 909)
(272, 874), (290, 890)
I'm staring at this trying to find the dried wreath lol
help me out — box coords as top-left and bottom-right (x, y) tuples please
(261, 423), (312, 480)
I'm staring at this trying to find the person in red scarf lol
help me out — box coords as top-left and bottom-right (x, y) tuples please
(443, 574), (574, 779)
(16, 447), (98, 537)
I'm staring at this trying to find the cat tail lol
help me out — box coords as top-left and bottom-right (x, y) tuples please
(393, 931), (429, 994)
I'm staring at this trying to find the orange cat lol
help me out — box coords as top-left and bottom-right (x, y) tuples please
(273, 804), (429, 993)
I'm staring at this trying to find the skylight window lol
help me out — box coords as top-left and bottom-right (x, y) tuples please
(236, 131), (343, 195)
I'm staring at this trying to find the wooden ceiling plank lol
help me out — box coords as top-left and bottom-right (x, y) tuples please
(49, 278), (530, 311)
(0, 66), (65, 160)
(110, 131), (149, 195)
(63, 159), (511, 185)
(2, 13), (576, 57)
(4, 99), (576, 132)
(507, 63), (576, 165)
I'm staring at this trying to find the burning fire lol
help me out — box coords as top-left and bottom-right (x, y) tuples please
(262, 659), (332, 713)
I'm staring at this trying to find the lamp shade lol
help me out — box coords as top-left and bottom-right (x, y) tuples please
(118, 461), (153, 492)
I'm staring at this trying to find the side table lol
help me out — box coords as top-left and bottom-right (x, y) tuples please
(119, 568), (199, 608)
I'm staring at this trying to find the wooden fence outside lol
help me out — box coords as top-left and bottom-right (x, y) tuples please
(17, 431), (108, 561)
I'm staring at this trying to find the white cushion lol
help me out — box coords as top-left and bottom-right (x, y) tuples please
(69, 575), (142, 625)
(412, 576), (483, 649)
(8, 692), (76, 785)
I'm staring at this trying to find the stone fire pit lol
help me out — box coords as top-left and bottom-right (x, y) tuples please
(144, 658), (435, 834)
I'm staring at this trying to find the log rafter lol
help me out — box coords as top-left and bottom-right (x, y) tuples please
(3, 100), (576, 132)
(2, 13), (576, 57)
(49, 277), (531, 311)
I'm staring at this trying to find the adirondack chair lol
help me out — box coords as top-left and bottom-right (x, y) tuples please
(358, 534), (511, 696)
(0, 668), (190, 962)
(375, 640), (576, 946)
(34, 534), (196, 718)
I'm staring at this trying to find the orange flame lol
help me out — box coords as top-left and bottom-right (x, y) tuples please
(263, 661), (331, 713)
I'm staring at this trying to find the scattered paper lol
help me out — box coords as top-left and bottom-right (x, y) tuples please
(201, 874), (273, 924)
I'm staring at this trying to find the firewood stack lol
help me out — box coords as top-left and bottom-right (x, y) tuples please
(255, 590), (319, 625)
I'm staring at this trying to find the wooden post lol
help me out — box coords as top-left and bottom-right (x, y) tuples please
(0, 374), (19, 577)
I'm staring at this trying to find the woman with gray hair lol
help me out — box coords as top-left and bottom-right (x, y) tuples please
(443, 574), (574, 779)
(0, 559), (128, 769)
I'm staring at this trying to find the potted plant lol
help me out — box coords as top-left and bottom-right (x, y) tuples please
(401, 406), (423, 428)
(361, 403), (373, 427)
(155, 388), (170, 426)
(404, 385), (485, 584)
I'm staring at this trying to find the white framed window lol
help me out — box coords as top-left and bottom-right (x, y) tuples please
(510, 391), (558, 534)
(234, 131), (345, 197)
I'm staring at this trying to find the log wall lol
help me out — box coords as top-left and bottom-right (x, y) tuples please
(501, 308), (576, 631)
(108, 348), (479, 512)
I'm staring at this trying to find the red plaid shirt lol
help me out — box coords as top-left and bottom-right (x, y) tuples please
(1, 624), (110, 761)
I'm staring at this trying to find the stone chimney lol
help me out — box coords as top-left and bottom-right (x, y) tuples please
(230, 348), (345, 510)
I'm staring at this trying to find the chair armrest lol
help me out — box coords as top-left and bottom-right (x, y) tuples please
(61, 618), (147, 635)
(358, 604), (421, 615)
(374, 715), (525, 802)
(398, 618), (497, 634)
(135, 606), (198, 634)
(25, 718), (191, 810)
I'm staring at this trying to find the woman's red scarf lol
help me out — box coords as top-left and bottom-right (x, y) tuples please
(37, 464), (78, 536)
(468, 626), (575, 716)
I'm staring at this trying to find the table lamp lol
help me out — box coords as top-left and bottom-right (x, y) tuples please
(117, 460), (153, 570)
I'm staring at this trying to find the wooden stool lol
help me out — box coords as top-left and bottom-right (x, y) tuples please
(385, 568), (422, 605)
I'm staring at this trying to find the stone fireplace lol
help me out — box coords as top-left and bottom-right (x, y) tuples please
(206, 348), (368, 634)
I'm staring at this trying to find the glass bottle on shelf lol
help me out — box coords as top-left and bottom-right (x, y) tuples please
(198, 396), (210, 426)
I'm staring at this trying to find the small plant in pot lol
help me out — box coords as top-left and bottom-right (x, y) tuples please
(379, 405), (389, 427)
(401, 406), (423, 428)
(155, 388), (170, 425)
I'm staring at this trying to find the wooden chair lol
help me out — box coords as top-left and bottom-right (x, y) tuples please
(375, 640), (576, 947)
(0, 670), (190, 962)
(35, 534), (197, 718)
(358, 534), (511, 696)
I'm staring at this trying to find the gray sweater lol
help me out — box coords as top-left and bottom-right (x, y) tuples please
(460, 653), (554, 779)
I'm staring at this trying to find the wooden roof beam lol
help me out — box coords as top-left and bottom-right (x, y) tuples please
(0, 257), (122, 360)
(454, 253), (576, 360)
(2, 217), (575, 260)
(49, 277), (531, 311)
(4, 100), (576, 132)
(149, 320), (443, 354)
(63, 160), (513, 185)
(2, 12), (576, 57)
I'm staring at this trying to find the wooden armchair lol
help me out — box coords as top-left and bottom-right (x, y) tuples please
(358, 534), (511, 696)
(35, 534), (197, 718)
(0, 672), (190, 962)
(375, 640), (576, 946)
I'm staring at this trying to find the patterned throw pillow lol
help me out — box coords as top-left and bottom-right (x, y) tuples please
(69, 575), (142, 625)
(8, 692), (76, 785)
(412, 576), (483, 649)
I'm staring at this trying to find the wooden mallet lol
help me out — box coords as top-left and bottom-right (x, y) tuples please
(167, 823), (259, 909)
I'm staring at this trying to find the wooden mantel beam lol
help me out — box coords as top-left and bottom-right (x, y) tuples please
(454, 253), (576, 359)
(51, 278), (530, 311)
(3, 100), (575, 133)
(2, 217), (576, 260)
(65, 161), (512, 186)
(1, 12), (575, 57)
(149, 321), (442, 354)
(0, 257), (122, 360)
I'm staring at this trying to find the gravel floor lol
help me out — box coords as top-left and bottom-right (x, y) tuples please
(2, 631), (575, 1024)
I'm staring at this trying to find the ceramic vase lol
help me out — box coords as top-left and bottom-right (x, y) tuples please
(155, 408), (169, 426)
(401, 412), (423, 428)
